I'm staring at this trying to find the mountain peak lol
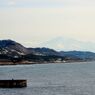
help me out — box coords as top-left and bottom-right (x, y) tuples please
(0, 39), (17, 48)
(0, 39), (29, 55)
(40, 37), (95, 52)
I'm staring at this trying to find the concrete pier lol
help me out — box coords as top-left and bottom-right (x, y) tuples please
(0, 80), (27, 88)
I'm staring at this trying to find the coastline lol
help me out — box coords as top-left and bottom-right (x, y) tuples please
(0, 60), (93, 66)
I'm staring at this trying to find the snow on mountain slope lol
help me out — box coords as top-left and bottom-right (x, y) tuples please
(40, 37), (95, 52)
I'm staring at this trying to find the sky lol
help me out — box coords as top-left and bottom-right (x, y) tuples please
(0, 0), (95, 51)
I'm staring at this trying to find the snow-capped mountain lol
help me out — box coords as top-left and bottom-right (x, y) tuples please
(40, 37), (95, 52)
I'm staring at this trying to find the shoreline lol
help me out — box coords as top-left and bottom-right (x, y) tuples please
(0, 60), (94, 66)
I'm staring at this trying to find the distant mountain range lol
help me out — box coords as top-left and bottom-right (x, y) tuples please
(40, 37), (95, 52)
(0, 40), (59, 56)
(0, 39), (95, 64)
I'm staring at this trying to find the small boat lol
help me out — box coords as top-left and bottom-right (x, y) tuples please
(0, 79), (27, 88)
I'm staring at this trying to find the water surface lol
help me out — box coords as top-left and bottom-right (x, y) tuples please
(0, 62), (95, 95)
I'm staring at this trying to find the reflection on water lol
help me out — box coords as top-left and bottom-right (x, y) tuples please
(0, 62), (95, 95)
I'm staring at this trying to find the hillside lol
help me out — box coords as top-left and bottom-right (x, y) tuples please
(59, 51), (95, 61)
(0, 39), (95, 64)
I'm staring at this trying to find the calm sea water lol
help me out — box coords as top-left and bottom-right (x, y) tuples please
(0, 62), (95, 95)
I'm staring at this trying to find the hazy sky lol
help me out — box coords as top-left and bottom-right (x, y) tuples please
(0, 0), (95, 50)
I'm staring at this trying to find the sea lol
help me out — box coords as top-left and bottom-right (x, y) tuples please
(0, 61), (95, 95)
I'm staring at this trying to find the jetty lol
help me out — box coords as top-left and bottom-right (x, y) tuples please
(0, 80), (27, 88)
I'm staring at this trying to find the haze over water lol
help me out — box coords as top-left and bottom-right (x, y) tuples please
(0, 62), (95, 95)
